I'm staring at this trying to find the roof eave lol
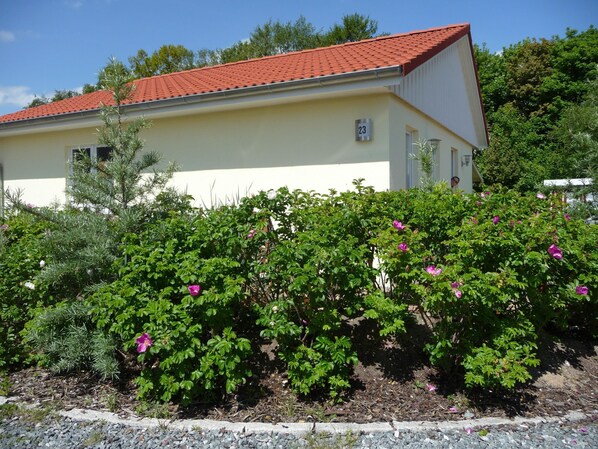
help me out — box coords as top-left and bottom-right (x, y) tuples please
(0, 66), (403, 137)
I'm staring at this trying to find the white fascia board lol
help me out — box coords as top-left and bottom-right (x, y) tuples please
(0, 68), (403, 137)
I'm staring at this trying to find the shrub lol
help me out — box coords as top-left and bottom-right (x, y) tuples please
(247, 186), (409, 399)
(22, 301), (119, 379)
(90, 211), (255, 403)
(0, 212), (54, 368)
(377, 186), (598, 388)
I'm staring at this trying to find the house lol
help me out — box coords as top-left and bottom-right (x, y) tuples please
(0, 23), (487, 213)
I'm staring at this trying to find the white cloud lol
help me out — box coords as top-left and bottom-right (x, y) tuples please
(0, 30), (16, 43)
(0, 86), (36, 108)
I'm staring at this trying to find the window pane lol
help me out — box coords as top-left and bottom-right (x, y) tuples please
(97, 147), (112, 162)
(72, 147), (91, 162)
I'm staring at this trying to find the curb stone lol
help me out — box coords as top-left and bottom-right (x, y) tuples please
(59, 406), (592, 435)
(1, 396), (594, 435)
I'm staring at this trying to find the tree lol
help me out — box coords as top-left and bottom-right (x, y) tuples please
(128, 44), (196, 78)
(25, 89), (81, 109)
(474, 26), (598, 191)
(476, 104), (545, 190)
(70, 58), (178, 227)
(8, 58), (182, 297)
(551, 72), (598, 182)
(211, 14), (379, 65)
(473, 43), (508, 122)
(323, 13), (378, 45)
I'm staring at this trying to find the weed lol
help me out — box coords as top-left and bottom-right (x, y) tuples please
(280, 395), (298, 419)
(102, 392), (119, 413)
(304, 430), (358, 449)
(82, 430), (104, 446)
(446, 393), (471, 410)
(0, 374), (11, 396)
(134, 401), (172, 419)
(0, 403), (18, 420)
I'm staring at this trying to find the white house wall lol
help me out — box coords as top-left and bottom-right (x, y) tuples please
(0, 94), (393, 208)
(388, 95), (474, 192)
(146, 94), (391, 205)
(391, 36), (486, 149)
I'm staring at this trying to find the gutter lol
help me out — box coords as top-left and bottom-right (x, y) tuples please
(0, 66), (403, 135)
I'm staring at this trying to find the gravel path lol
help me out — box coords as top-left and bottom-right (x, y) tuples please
(1, 404), (596, 449)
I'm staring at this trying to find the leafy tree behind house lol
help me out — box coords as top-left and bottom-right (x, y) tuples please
(475, 26), (598, 190)
(25, 89), (82, 109)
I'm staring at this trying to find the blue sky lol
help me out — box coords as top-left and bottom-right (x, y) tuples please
(0, 0), (596, 116)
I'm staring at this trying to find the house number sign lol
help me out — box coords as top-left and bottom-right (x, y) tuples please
(355, 118), (372, 141)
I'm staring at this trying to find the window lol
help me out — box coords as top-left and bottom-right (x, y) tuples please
(406, 131), (414, 188)
(432, 143), (440, 180)
(451, 148), (458, 179)
(69, 145), (112, 175)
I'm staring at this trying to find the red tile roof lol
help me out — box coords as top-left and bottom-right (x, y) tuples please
(0, 24), (471, 125)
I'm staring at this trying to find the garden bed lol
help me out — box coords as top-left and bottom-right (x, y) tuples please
(6, 327), (597, 423)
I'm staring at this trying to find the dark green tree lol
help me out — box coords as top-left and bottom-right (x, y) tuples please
(551, 72), (598, 182)
(128, 44), (196, 78)
(473, 43), (508, 122)
(475, 26), (598, 190)
(25, 89), (81, 109)
(477, 104), (544, 190)
(323, 13), (378, 45)
(8, 58), (181, 297)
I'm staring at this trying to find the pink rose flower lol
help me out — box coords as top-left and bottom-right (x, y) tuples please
(575, 286), (589, 295)
(188, 284), (202, 296)
(393, 220), (406, 231)
(136, 333), (153, 353)
(548, 244), (563, 260)
(426, 265), (442, 276)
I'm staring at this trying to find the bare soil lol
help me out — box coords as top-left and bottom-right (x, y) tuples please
(4, 323), (598, 424)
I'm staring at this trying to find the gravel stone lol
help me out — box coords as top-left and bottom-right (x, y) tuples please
(1, 412), (597, 449)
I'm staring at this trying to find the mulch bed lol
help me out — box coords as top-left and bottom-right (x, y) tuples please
(4, 323), (598, 423)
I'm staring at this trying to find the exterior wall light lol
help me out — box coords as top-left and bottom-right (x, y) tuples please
(428, 138), (441, 149)
(461, 154), (471, 167)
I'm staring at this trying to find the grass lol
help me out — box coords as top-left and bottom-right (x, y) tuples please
(0, 374), (11, 396)
(0, 403), (56, 423)
(134, 400), (173, 420)
(102, 392), (119, 413)
(82, 430), (104, 446)
(304, 431), (358, 449)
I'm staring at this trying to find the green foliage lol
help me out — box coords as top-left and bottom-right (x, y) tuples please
(552, 72), (598, 183)
(322, 13), (379, 45)
(376, 187), (598, 388)
(0, 212), (54, 368)
(129, 45), (196, 78)
(475, 26), (598, 191)
(90, 211), (254, 403)
(3, 183), (597, 400)
(22, 301), (118, 380)
(248, 185), (408, 399)
(25, 89), (81, 109)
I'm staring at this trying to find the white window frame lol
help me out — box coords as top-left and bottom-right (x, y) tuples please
(406, 130), (415, 189)
(451, 148), (459, 180)
(69, 145), (112, 176)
